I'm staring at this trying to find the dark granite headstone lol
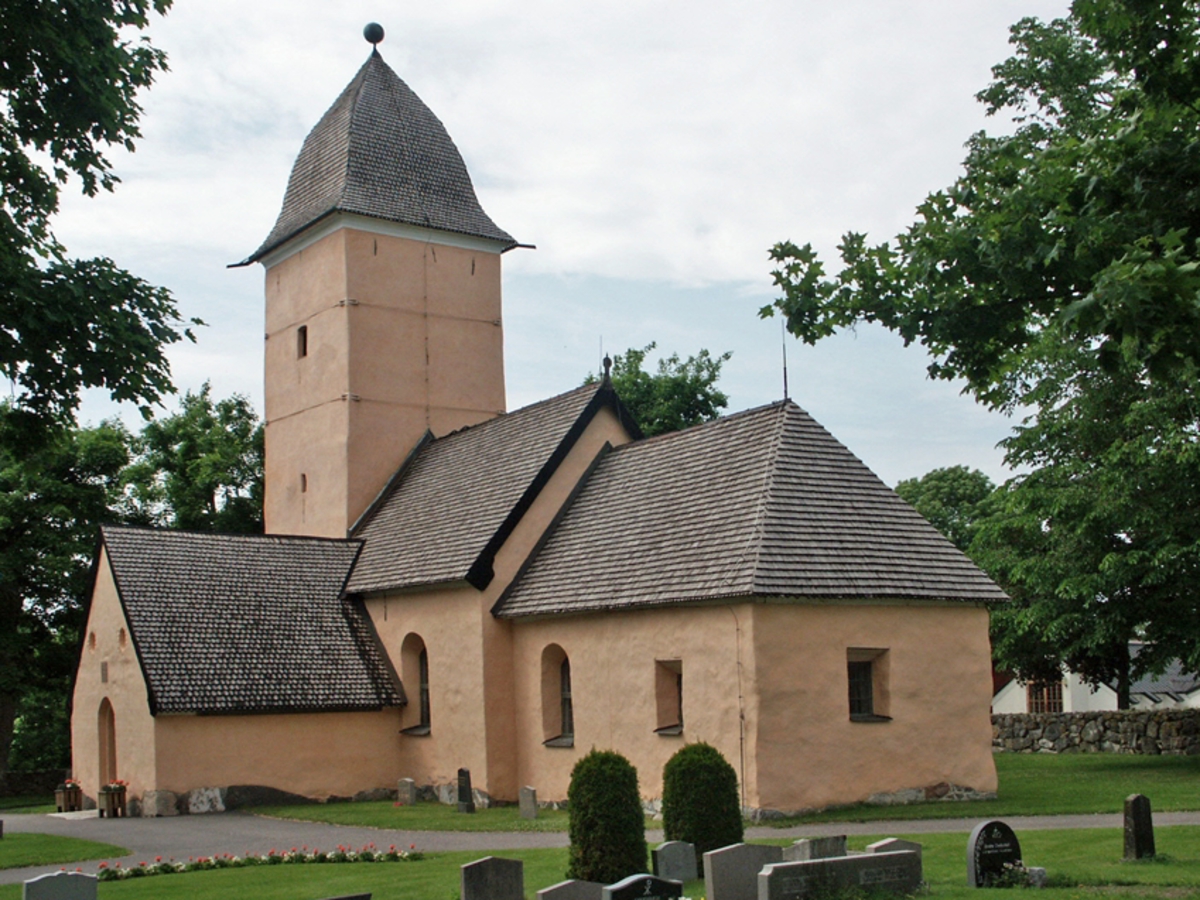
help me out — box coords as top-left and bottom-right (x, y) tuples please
(457, 768), (475, 814)
(967, 820), (1021, 887)
(601, 873), (683, 900)
(537, 880), (606, 900)
(22, 871), (98, 900)
(461, 856), (523, 900)
(1124, 793), (1155, 860)
(759, 851), (922, 900)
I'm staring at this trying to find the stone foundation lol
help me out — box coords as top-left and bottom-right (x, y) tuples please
(992, 709), (1200, 755)
(745, 782), (996, 822)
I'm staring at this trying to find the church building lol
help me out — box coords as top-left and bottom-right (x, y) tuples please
(71, 33), (1003, 818)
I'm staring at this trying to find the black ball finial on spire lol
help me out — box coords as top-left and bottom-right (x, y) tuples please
(364, 23), (385, 46)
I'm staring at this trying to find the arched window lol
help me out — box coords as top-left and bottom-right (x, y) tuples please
(401, 633), (430, 735)
(98, 698), (117, 784)
(541, 644), (574, 747)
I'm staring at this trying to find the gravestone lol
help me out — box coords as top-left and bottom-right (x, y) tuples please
(704, 842), (783, 900)
(602, 873), (683, 900)
(654, 841), (698, 882)
(537, 880), (606, 900)
(461, 856), (523, 900)
(759, 851), (921, 900)
(457, 768), (476, 814)
(520, 785), (538, 820)
(22, 871), (97, 900)
(967, 820), (1022, 887)
(866, 838), (922, 861)
(783, 836), (846, 862)
(1124, 793), (1155, 860)
(397, 778), (417, 806)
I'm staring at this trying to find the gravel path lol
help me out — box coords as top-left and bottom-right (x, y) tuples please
(4, 808), (1200, 887)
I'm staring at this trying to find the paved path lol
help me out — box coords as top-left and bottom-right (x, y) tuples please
(4, 809), (1200, 887)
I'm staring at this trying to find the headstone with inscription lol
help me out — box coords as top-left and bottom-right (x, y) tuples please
(759, 851), (922, 900)
(457, 768), (476, 814)
(967, 820), (1022, 887)
(22, 871), (97, 900)
(783, 836), (846, 862)
(602, 874), (683, 900)
(654, 841), (698, 882)
(397, 778), (417, 806)
(520, 785), (538, 820)
(866, 838), (922, 861)
(461, 856), (523, 900)
(537, 880), (606, 900)
(704, 843), (783, 900)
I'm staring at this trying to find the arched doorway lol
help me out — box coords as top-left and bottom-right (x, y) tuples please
(97, 698), (117, 785)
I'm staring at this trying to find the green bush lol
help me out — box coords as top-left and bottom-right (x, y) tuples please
(566, 749), (647, 883)
(662, 742), (743, 855)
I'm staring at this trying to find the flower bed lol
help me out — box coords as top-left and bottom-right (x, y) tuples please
(94, 843), (423, 881)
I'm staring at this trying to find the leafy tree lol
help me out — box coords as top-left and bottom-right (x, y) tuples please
(894, 466), (996, 553)
(122, 384), (264, 534)
(587, 343), (731, 437)
(763, 0), (1200, 701)
(1, 0), (194, 426)
(0, 414), (132, 777)
(566, 749), (647, 883)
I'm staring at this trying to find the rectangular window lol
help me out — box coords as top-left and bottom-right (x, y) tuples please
(655, 659), (683, 735)
(1027, 681), (1063, 713)
(297, 324), (308, 358)
(847, 648), (891, 722)
(560, 658), (574, 739)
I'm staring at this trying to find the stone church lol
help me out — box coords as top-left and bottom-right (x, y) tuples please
(71, 35), (1003, 817)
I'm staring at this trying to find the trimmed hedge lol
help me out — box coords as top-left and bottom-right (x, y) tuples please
(662, 742), (743, 855)
(566, 749), (647, 883)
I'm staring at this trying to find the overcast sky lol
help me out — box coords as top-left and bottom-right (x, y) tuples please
(57, 0), (1071, 487)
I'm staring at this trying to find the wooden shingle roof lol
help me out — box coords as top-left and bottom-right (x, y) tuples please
(243, 50), (514, 264)
(495, 400), (1008, 617)
(348, 382), (640, 595)
(101, 526), (402, 715)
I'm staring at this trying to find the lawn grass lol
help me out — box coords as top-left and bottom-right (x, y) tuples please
(3, 827), (1199, 899)
(0, 795), (55, 814)
(769, 752), (1200, 825)
(0, 833), (128, 871)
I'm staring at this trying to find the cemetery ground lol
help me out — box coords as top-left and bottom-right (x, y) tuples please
(6, 828), (1200, 899)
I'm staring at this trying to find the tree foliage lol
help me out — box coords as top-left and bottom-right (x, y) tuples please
(1, 0), (194, 425)
(122, 383), (264, 533)
(587, 343), (731, 437)
(662, 742), (743, 856)
(566, 749), (647, 883)
(894, 466), (996, 553)
(764, 0), (1200, 698)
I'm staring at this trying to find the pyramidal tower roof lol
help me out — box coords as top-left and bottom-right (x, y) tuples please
(243, 46), (515, 264)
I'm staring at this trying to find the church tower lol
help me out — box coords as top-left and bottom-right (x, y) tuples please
(241, 28), (516, 538)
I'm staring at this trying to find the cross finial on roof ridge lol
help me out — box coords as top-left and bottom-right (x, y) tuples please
(602, 354), (613, 384)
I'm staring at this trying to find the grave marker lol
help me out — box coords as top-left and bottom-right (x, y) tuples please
(397, 778), (417, 806)
(866, 838), (922, 861)
(457, 768), (476, 814)
(22, 871), (97, 900)
(537, 879), (606, 900)
(1124, 794), (1155, 860)
(520, 785), (538, 820)
(967, 820), (1021, 887)
(602, 873), (683, 900)
(704, 842), (782, 900)
(783, 836), (846, 862)
(461, 856), (523, 900)
(759, 851), (921, 900)
(654, 841), (698, 882)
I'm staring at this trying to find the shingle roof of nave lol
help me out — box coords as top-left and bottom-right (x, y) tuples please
(348, 383), (628, 595)
(244, 50), (514, 263)
(495, 400), (1009, 617)
(101, 526), (402, 715)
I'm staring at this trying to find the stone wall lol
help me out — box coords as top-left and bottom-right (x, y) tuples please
(0, 769), (70, 797)
(992, 710), (1200, 754)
